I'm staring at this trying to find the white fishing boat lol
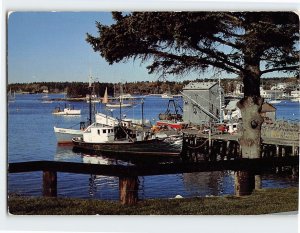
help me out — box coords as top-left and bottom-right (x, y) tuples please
(95, 112), (118, 127)
(52, 105), (81, 115)
(54, 124), (86, 145)
(95, 112), (151, 128)
(72, 123), (182, 156)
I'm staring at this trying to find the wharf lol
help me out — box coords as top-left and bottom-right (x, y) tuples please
(181, 126), (299, 161)
(183, 119), (300, 149)
(183, 130), (299, 148)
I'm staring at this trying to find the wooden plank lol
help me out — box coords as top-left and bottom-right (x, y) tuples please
(8, 156), (299, 177)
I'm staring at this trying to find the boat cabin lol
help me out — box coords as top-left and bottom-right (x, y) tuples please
(83, 123), (115, 143)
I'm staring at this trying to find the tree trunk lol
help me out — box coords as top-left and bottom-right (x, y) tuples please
(237, 96), (264, 159)
(235, 53), (264, 195)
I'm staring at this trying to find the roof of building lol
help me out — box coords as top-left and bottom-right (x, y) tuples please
(183, 81), (218, 90)
(261, 103), (276, 112)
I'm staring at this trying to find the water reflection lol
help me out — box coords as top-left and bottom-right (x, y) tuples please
(53, 145), (298, 200)
(82, 154), (121, 198)
(182, 171), (234, 197)
(54, 146), (82, 162)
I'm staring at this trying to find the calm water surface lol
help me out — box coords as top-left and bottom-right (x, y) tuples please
(8, 94), (299, 199)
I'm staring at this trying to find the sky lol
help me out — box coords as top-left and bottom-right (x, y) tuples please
(7, 11), (294, 84)
(8, 12), (207, 84)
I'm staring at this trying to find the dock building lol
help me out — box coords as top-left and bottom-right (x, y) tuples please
(182, 81), (224, 125)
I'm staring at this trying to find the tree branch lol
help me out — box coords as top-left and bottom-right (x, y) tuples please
(190, 45), (243, 72)
(261, 66), (299, 75)
(211, 35), (241, 50)
(146, 48), (240, 74)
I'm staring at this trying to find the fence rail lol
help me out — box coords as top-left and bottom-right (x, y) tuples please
(8, 157), (299, 205)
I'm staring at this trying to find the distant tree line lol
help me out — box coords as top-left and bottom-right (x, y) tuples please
(8, 77), (299, 97)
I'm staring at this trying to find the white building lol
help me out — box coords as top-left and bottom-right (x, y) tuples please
(291, 89), (300, 98)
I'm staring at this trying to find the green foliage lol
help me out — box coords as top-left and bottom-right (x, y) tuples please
(8, 188), (298, 215)
(87, 12), (299, 97)
(7, 77), (299, 97)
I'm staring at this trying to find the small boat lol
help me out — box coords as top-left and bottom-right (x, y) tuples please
(87, 99), (101, 103)
(290, 97), (300, 103)
(268, 100), (281, 104)
(106, 102), (132, 108)
(72, 123), (182, 156)
(161, 93), (173, 99)
(54, 122), (86, 145)
(86, 94), (101, 103)
(52, 105), (81, 115)
(42, 99), (53, 103)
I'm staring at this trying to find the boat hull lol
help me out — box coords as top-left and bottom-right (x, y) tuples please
(54, 127), (83, 145)
(156, 120), (188, 130)
(72, 138), (182, 156)
(106, 103), (132, 108)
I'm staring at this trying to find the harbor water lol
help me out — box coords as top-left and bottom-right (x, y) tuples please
(7, 94), (299, 200)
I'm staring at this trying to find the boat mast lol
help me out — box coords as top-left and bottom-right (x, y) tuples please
(219, 77), (223, 123)
(141, 98), (144, 127)
(88, 75), (92, 125)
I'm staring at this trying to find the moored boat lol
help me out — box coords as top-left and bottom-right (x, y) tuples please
(161, 93), (173, 99)
(268, 100), (281, 104)
(54, 122), (86, 145)
(52, 105), (81, 115)
(106, 102), (132, 108)
(72, 123), (182, 156)
(290, 97), (300, 102)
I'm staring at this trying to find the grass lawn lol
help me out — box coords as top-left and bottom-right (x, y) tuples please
(7, 187), (298, 215)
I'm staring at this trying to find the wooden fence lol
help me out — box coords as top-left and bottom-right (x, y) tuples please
(8, 157), (299, 205)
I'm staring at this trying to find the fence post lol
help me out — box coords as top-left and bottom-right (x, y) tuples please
(234, 170), (255, 196)
(43, 171), (57, 197)
(119, 176), (139, 205)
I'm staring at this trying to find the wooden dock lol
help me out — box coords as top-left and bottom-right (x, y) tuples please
(181, 126), (299, 162)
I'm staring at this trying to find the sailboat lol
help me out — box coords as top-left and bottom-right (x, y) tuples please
(106, 84), (132, 108)
(102, 87), (108, 104)
(8, 88), (16, 102)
